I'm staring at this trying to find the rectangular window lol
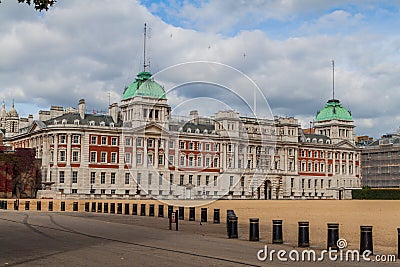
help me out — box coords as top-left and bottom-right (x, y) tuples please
(214, 176), (218, 186)
(125, 153), (131, 164)
(125, 173), (130, 184)
(147, 154), (153, 164)
(214, 144), (218, 151)
(59, 150), (66, 162)
(91, 136), (97, 145)
(169, 140), (174, 148)
(307, 163), (312, 171)
(111, 173), (116, 184)
(188, 156), (194, 166)
(213, 157), (218, 168)
(90, 151), (96, 162)
(301, 162), (305, 172)
(125, 190), (130, 195)
(159, 174), (163, 185)
(59, 135), (66, 144)
(229, 176), (234, 187)
(314, 179), (318, 188)
(205, 157), (210, 167)
(90, 172), (95, 184)
(179, 175), (184, 186)
(137, 173), (141, 184)
(72, 171), (78, 183)
(72, 151), (79, 162)
(197, 156), (202, 167)
(206, 175), (210, 185)
(198, 143), (202, 150)
(137, 153), (142, 164)
(180, 141), (185, 149)
(50, 151), (54, 162)
(111, 152), (117, 163)
(136, 138), (143, 147)
(111, 137), (117, 146)
(125, 137), (131, 146)
(158, 155), (163, 165)
(180, 155), (185, 166)
(148, 173), (152, 185)
(189, 175), (193, 184)
(71, 189), (78, 194)
(59, 171), (65, 183)
(321, 179), (324, 188)
(101, 152), (107, 163)
(101, 136), (107, 145)
(189, 142), (193, 150)
(72, 135), (79, 144)
(314, 151), (318, 158)
(205, 143), (210, 151)
(111, 189), (116, 195)
(328, 179), (332, 188)
(100, 189), (106, 194)
(197, 175), (201, 186)
(100, 172), (106, 184)
(301, 179), (305, 189)
(291, 178), (294, 188)
(148, 139), (154, 148)
(169, 174), (173, 185)
(168, 155), (174, 165)
(308, 179), (311, 188)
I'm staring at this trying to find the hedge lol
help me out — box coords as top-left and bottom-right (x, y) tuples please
(352, 189), (400, 200)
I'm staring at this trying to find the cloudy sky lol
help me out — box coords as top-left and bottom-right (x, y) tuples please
(1, 0), (400, 138)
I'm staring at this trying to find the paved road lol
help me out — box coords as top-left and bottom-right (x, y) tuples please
(0, 211), (393, 266)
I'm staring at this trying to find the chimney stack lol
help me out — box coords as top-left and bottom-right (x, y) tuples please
(190, 110), (199, 125)
(78, 99), (85, 119)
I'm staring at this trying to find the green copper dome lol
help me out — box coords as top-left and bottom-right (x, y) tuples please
(315, 99), (352, 122)
(122, 71), (166, 100)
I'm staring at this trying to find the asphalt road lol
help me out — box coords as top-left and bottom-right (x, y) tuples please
(0, 211), (393, 266)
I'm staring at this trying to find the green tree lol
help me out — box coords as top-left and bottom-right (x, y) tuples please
(1, 0), (56, 11)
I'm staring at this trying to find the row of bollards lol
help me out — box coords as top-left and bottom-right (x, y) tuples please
(244, 218), (376, 255)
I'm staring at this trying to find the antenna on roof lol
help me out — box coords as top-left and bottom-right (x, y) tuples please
(143, 23), (149, 72)
(332, 60), (335, 100)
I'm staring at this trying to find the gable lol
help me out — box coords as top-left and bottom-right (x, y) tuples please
(334, 140), (357, 149)
(131, 122), (170, 136)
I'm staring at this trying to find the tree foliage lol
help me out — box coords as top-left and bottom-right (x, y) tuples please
(17, 0), (56, 11)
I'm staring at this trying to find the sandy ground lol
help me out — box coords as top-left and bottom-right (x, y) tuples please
(3, 199), (400, 256)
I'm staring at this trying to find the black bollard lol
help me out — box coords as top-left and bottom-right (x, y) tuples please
(37, 201), (41, 211)
(110, 203), (115, 214)
(91, 202), (96, 212)
(117, 203), (122, 214)
(360, 226), (373, 254)
(249, 218), (260, 241)
(229, 216), (238, 238)
(397, 228), (400, 259)
(158, 205), (164, 217)
(48, 201), (53, 211)
(327, 223), (339, 250)
(25, 201), (30, 210)
(298, 221), (310, 247)
(178, 206), (184, 220)
(201, 208), (207, 223)
(14, 200), (19, 211)
(140, 204), (146, 216)
(168, 205), (173, 218)
(0, 200), (3, 209)
(213, 209), (220, 224)
(3, 201), (7, 210)
(272, 220), (283, 244)
(149, 204), (155, 216)
(124, 203), (130, 215)
(227, 210), (236, 237)
(85, 202), (89, 212)
(189, 207), (195, 221)
(132, 204), (137, 215)
(97, 202), (102, 213)
(73, 202), (78, 212)
(60, 201), (65, 211)
(104, 202), (109, 213)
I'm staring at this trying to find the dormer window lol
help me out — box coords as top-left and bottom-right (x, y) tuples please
(187, 128), (191, 133)
(110, 122), (114, 127)
(89, 121), (95, 126)
(203, 129), (208, 134)
(100, 121), (105, 126)
(62, 119), (67, 125)
(178, 127), (183, 132)
(195, 128), (200, 134)
(74, 119), (79, 125)
(53, 120), (58, 125)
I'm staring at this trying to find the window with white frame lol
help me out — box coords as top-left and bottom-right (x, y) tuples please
(72, 151), (79, 162)
(100, 136), (106, 145)
(168, 140), (174, 148)
(125, 173), (130, 184)
(136, 138), (143, 147)
(197, 156), (202, 167)
(91, 136), (97, 145)
(125, 137), (131, 146)
(188, 156), (194, 166)
(101, 152), (107, 163)
(90, 172), (95, 184)
(59, 135), (66, 144)
(90, 151), (96, 162)
(147, 154), (153, 164)
(179, 141), (185, 149)
(111, 173), (116, 184)
(168, 155), (174, 165)
(72, 171), (78, 183)
(125, 153), (131, 164)
(180, 155), (185, 166)
(148, 139), (154, 148)
(205, 143), (210, 151)
(100, 172), (106, 184)
(59, 171), (65, 183)
(137, 153), (142, 164)
(111, 137), (117, 146)
(59, 150), (66, 162)
(111, 152), (117, 163)
(72, 135), (80, 144)
(158, 155), (163, 165)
